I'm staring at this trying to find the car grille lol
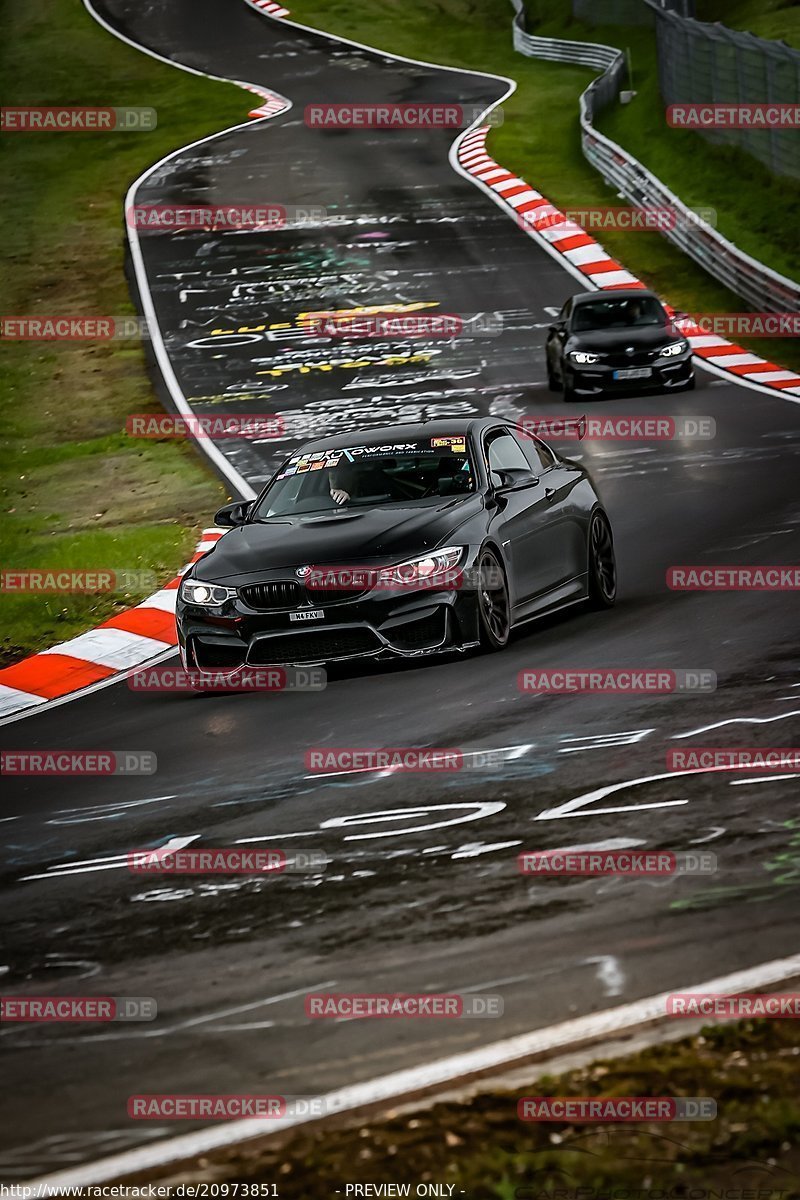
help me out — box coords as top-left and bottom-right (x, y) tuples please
(603, 349), (659, 368)
(240, 581), (301, 610)
(247, 627), (381, 665)
(240, 580), (370, 609)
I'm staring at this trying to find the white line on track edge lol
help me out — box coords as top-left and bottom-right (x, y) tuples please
(31, 952), (800, 1186)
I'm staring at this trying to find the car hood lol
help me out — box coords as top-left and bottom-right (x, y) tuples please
(568, 326), (682, 352)
(194, 496), (484, 581)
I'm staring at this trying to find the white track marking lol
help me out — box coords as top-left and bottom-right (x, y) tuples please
(584, 955), (625, 997)
(322, 803), (506, 840)
(1, 984), (335, 1047)
(673, 709), (800, 739)
(20, 836), (200, 882)
(731, 773), (800, 786)
(236, 802), (506, 845)
(33, 953), (800, 1186)
(535, 771), (695, 821)
(688, 826), (725, 843)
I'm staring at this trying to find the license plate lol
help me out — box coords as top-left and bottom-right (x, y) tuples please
(290, 609), (324, 622)
(613, 367), (652, 380)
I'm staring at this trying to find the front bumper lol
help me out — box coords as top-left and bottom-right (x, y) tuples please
(177, 581), (481, 671)
(566, 354), (693, 395)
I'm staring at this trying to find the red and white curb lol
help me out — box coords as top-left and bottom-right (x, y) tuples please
(456, 126), (800, 399)
(241, 82), (291, 120)
(249, 0), (290, 16)
(0, 529), (225, 723)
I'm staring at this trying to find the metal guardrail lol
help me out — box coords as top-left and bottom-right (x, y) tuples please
(509, 3), (800, 312)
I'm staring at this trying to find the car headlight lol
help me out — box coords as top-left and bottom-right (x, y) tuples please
(180, 579), (238, 607)
(375, 546), (464, 589)
(569, 351), (601, 365)
(659, 340), (688, 357)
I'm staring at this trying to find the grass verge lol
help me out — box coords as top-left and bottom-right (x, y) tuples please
(172, 1020), (800, 1193)
(286, 0), (800, 373)
(696, 0), (800, 49)
(0, 0), (251, 666)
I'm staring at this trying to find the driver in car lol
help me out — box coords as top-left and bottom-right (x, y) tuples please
(623, 299), (644, 325)
(330, 472), (350, 505)
(329, 462), (390, 505)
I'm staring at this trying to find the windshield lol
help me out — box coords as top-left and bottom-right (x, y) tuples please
(572, 296), (667, 332)
(252, 436), (476, 520)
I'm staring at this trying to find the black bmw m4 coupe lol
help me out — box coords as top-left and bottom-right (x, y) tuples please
(176, 418), (616, 672)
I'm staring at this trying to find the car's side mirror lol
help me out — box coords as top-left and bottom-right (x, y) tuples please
(214, 500), (253, 527)
(493, 468), (539, 493)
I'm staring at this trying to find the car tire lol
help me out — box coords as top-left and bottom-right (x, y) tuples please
(477, 547), (511, 651)
(547, 363), (562, 392)
(587, 510), (617, 608)
(563, 379), (578, 403)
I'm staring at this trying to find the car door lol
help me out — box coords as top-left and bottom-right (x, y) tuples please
(519, 431), (587, 590)
(483, 427), (564, 609)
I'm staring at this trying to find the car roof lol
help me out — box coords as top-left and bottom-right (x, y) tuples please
(571, 288), (658, 304)
(294, 417), (503, 454)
